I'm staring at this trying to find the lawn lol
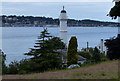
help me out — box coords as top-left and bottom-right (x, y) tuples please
(2, 60), (119, 79)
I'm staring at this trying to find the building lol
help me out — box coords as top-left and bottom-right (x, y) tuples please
(98, 39), (107, 55)
(59, 6), (68, 45)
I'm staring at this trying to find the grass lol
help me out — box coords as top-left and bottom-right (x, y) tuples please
(3, 60), (119, 79)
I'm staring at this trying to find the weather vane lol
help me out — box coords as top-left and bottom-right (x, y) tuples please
(63, 6), (64, 10)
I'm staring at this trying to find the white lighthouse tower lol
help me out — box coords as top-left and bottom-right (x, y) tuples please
(59, 6), (68, 45)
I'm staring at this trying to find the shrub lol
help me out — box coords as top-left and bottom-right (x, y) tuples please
(78, 51), (92, 60)
(67, 36), (78, 66)
(7, 61), (19, 74)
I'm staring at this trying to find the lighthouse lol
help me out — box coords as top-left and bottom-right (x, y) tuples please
(59, 6), (68, 45)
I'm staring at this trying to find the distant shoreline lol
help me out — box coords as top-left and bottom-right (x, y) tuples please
(1, 15), (120, 28)
(0, 25), (119, 27)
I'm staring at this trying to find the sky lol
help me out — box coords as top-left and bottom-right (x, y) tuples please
(1, 1), (118, 22)
(1, 0), (112, 2)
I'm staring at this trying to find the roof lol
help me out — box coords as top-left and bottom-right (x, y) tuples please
(78, 55), (86, 61)
(61, 10), (66, 13)
(61, 6), (67, 13)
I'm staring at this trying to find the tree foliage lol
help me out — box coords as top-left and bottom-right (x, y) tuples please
(7, 61), (19, 74)
(109, 1), (120, 19)
(67, 36), (78, 66)
(22, 28), (65, 73)
(0, 49), (7, 74)
(78, 51), (92, 60)
(105, 37), (120, 60)
(5, 28), (65, 74)
(92, 47), (102, 63)
(25, 28), (52, 57)
(78, 47), (107, 62)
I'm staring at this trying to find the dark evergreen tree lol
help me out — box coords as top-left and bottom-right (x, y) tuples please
(105, 37), (120, 60)
(25, 28), (52, 57)
(67, 36), (78, 66)
(0, 49), (7, 74)
(7, 61), (19, 74)
(92, 47), (101, 63)
(24, 28), (65, 73)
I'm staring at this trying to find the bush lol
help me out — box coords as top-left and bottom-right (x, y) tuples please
(7, 61), (19, 74)
(79, 47), (107, 63)
(78, 51), (92, 60)
(92, 47), (101, 63)
(67, 36), (78, 66)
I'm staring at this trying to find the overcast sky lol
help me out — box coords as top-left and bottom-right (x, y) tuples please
(1, 1), (118, 22)
(2, 0), (112, 2)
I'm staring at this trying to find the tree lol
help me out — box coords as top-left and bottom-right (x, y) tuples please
(67, 36), (78, 66)
(0, 49), (7, 74)
(78, 51), (92, 60)
(7, 61), (19, 74)
(108, 1), (120, 19)
(78, 47), (107, 62)
(92, 47), (101, 63)
(24, 28), (65, 73)
(105, 0), (120, 60)
(105, 37), (120, 60)
(25, 28), (52, 57)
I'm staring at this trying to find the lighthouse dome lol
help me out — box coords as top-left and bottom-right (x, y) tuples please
(61, 6), (67, 13)
(61, 10), (66, 13)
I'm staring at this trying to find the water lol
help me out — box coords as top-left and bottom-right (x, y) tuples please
(1, 27), (118, 65)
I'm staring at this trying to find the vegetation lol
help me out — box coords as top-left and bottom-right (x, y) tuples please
(78, 47), (107, 62)
(2, 34), (108, 74)
(0, 50), (7, 74)
(3, 35), (108, 74)
(3, 60), (118, 79)
(109, 1), (120, 19)
(78, 51), (92, 60)
(105, 1), (120, 60)
(25, 28), (65, 57)
(78, 48), (93, 60)
(92, 47), (102, 63)
(67, 36), (78, 66)
(1, 29), (115, 75)
(7, 61), (19, 74)
(2, 28), (65, 74)
(105, 37), (120, 60)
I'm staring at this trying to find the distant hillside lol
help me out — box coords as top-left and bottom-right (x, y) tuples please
(3, 60), (118, 79)
(1, 15), (120, 27)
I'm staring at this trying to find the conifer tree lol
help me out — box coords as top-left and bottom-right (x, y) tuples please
(25, 28), (52, 57)
(0, 49), (7, 74)
(67, 36), (78, 66)
(92, 47), (101, 63)
(24, 28), (65, 72)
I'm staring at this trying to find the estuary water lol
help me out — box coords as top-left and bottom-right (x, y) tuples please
(1, 27), (118, 65)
